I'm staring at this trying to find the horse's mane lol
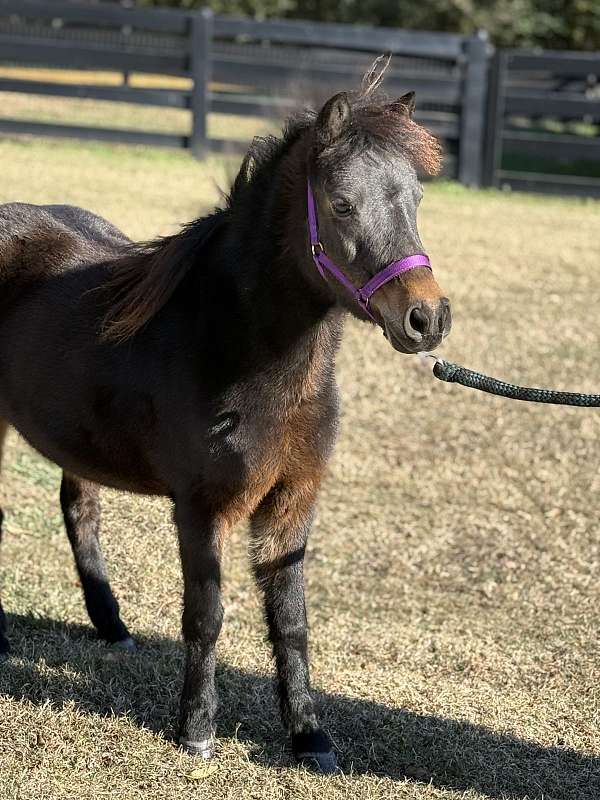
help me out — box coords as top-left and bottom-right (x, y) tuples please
(100, 119), (311, 343)
(101, 57), (441, 342)
(100, 211), (228, 342)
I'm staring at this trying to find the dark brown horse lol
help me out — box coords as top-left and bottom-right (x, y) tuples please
(0, 63), (450, 771)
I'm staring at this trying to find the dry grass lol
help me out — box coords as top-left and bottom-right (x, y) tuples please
(0, 134), (599, 800)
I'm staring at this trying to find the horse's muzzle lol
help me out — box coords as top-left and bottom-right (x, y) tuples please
(384, 297), (452, 353)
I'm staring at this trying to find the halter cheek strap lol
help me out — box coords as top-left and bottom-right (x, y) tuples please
(307, 178), (432, 323)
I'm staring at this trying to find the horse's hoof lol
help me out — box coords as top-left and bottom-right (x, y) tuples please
(109, 636), (136, 653)
(297, 749), (338, 774)
(293, 729), (338, 774)
(179, 737), (215, 759)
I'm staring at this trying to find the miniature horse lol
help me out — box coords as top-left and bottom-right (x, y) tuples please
(0, 62), (450, 771)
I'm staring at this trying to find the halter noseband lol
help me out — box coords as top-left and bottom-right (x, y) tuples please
(307, 178), (432, 323)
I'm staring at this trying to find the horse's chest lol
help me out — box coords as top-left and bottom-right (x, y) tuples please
(208, 396), (335, 526)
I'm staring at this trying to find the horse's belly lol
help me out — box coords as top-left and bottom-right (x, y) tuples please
(0, 305), (168, 493)
(4, 410), (166, 495)
(0, 364), (164, 496)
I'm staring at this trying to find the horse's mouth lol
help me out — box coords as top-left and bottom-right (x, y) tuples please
(383, 322), (448, 355)
(383, 326), (415, 354)
(383, 323), (429, 354)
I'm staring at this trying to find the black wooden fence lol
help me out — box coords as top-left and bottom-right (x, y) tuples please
(0, 0), (489, 185)
(0, 0), (598, 196)
(210, 19), (489, 186)
(484, 49), (600, 198)
(0, 0), (213, 154)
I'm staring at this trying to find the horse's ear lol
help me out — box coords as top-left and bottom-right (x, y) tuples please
(388, 91), (416, 119)
(316, 92), (351, 147)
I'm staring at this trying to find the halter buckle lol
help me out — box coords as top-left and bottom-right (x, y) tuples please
(356, 291), (370, 310)
(311, 241), (324, 258)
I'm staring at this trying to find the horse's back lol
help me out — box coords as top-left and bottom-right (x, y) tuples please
(41, 204), (131, 251)
(0, 202), (130, 289)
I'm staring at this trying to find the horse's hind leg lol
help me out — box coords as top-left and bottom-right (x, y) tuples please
(60, 472), (134, 650)
(0, 419), (10, 658)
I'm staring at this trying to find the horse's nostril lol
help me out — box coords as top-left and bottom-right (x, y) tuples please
(404, 302), (449, 343)
(408, 306), (429, 337)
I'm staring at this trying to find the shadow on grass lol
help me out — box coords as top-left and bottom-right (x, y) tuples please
(2, 613), (599, 800)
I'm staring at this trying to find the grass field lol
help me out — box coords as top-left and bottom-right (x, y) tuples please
(0, 129), (599, 800)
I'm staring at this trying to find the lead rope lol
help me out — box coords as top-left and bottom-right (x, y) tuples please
(421, 355), (600, 407)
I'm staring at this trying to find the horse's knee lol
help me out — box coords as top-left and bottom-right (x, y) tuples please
(269, 621), (308, 652)
(250, 483), (317, 574)
(182, 600), (223, 648)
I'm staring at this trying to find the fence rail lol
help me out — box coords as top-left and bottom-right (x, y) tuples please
(0, 0), (488, 184)
(484, 49), (600, 197)
(0, 0), (191, 33)
(0, 1), (598, 197)
(212, 15), (466, 58)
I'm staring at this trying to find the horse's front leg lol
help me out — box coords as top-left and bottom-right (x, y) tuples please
(174, 494), (224, 758)
(250, 480), (337, 773)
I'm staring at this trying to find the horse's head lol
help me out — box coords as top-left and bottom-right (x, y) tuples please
(307, 64), (451, 354)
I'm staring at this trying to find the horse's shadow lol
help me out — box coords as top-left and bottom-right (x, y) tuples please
(1, 613), (598, 800)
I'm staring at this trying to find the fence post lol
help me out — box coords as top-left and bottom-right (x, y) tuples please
(483, 50), (507, 188)
(458, 30), (489, 187)
(189, 8), (213, 159)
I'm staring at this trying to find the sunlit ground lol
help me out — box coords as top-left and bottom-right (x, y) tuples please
(0, 128), (598, 800)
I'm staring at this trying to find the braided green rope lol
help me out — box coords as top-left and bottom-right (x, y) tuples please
(432, 360), (600, 407)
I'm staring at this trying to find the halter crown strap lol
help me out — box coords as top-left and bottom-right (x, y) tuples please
(307, 178), (431, 323)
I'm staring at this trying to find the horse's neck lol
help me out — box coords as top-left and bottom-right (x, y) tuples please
(231, 136), (343, 402)
(173, 137), (343, 405)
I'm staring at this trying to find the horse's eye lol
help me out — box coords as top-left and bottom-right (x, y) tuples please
(332, 198), (353, 217)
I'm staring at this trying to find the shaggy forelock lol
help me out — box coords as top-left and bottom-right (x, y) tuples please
(243, 93), (441, 191)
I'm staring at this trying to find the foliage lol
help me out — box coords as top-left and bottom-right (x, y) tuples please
(134, 0), (600, 50)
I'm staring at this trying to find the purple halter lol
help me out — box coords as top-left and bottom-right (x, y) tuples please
(307, 178), (432, 322)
